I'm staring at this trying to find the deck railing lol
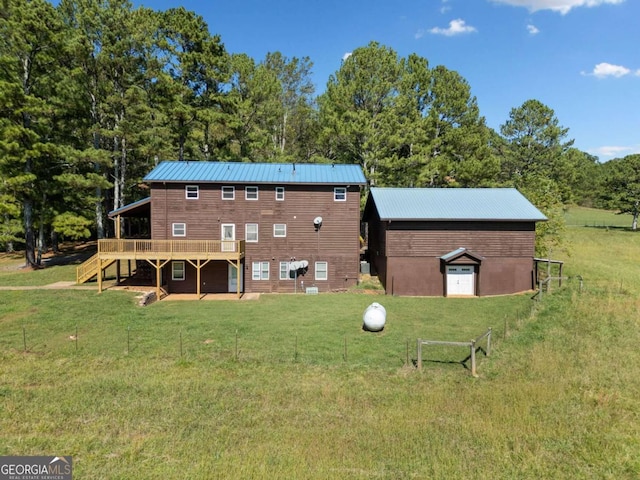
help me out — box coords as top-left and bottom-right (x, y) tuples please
(97, 239), (245, 258)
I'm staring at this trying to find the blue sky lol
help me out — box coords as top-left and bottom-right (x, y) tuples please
(139, 0), (639, 162)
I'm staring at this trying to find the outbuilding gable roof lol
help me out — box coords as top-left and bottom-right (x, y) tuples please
(366, 187), (547, 222)
(143, 161), (367, 185)
(440, 248), (484, 264)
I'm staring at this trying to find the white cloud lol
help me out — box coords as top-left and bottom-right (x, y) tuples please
(589, 145), (640, 160)
(489, 0), (625, 15)
(527, 24), (540, 34)
(582, 62), (633, 78)
(342, 52), (352, 62)
(415, 29), (426, 39)
(429, 19), (477, 36)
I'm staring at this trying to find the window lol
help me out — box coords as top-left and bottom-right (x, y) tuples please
(252, 261), (269, 280)
(222, 186), (235, 200)
(279, 262), (291, 280)
(172, 261), (185, 281)
(185, 185), (199, 199)
(334, 187), (347, 201)
(172, 223), (186, 237)
(245, 186), (258, 200)
(273, 224), (286, 237)
(315, 262), (328, 281)
(245, 223), (258, 243)
(275, 187), (285, 201)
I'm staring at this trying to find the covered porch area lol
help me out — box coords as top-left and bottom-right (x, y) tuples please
(76, 197), (246, 299)
(78, 239), (246, 300)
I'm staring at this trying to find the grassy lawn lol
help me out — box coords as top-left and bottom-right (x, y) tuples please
(564, 205), (633, 228)
(0, 244), (96, 287)
(1, 221), (639, 478)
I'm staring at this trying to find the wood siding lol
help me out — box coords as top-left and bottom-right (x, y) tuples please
(385, 221), (536, 257)
(151, 183), (361, 293)
(368, 219), (537, 296)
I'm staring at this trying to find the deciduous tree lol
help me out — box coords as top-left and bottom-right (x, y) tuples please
(600, 154), (640, 230)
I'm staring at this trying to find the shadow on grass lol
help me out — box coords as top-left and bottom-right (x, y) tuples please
(42, 243), (96, 267)
(410, 346), (488, 371)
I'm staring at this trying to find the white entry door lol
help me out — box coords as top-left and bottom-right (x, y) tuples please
(446, 266), (475, 296)
(228, 264), (242, 293)
(221, 224), (235, 252)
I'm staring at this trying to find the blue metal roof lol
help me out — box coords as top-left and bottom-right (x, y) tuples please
(369, 187), (547, 222)
(143, 161), (367, 185)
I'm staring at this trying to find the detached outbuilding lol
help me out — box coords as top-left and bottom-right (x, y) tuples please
(363, 188), (547, 297)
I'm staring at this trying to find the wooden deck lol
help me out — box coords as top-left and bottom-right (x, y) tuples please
(97, 239), (245, 261)
(77, 239), (246, 299)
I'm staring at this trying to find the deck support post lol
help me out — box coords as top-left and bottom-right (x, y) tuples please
(186, 259), (212, 300)
(237, 258), (241, 299)
(97, 257), (103, 293)
(196, 259), (201, 299)
(156, 259), (162, 300)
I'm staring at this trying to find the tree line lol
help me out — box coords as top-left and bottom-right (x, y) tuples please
(1, 0), (637, 266)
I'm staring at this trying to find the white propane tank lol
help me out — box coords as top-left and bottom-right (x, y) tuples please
(363, 302), (386, 332)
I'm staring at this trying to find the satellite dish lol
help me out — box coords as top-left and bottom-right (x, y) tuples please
(313, 216), (323, 226)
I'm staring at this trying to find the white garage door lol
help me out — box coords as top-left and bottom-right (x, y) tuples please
(446, 266), (475, 296)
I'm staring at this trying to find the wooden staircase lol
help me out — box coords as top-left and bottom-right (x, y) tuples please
(76, 254), (116, 284)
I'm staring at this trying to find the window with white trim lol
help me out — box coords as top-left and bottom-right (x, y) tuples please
(245, 223), (258, 243)
(222, 186), (235, 200)
(245, 186), (258, 200)
(275, 187), (285, 201)
(279, 262), (292, 280)
(334, 187), (347, 201)
(172, 223), (186, 237)
(185, 185), (199, 199)
(273, 224), (286, 237)
(315, 261), (328, 281)
(172, 261), (185, 281)
(252, 261), (269, 280)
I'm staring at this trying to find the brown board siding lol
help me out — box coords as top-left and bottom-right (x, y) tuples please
(476, 257), (535, 295)
(165, 261), (229, 294)
(151, 183), (361, 293)
(245, 253), (359, 293)
(385, 256), (535, 296)
(371, 220), (537, 296)
(385, 222), (536, 258)
(386, 257), (443, 296)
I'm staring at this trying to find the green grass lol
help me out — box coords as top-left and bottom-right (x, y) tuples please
(564, 205), (633, 228)
(0, 245), (97, 287)
(1, 219), (640, 478)
(0, 290), (527, 367)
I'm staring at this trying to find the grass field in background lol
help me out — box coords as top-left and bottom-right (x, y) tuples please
(1, 211), (639, 478)
(564, 205), (632, 228)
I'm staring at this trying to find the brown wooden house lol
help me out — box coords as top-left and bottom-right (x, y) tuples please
(77, 161), (366, 298)
(363, 187), (547, 297)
